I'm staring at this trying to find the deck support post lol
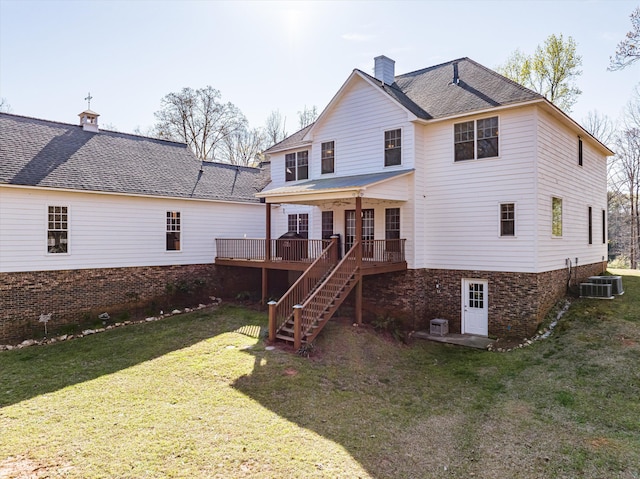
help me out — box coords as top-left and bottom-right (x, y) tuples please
(265, 202), (271, 262)
(261, 268), (268, 306)
(355, 195), (363, 325)
(293, 304), (303, 350)
(268, 300), (277, 342)
(261, 202), (272, 305)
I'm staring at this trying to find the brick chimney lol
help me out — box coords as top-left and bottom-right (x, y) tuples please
(374, 55), (395, 85)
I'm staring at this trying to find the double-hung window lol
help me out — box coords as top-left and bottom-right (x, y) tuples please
(47, 206), (68, 254)
(166, 211), (181, 251)
(384, 129), (401, 166)
(321, 141), (335, 174)
(500, 203), (515, 237)
(285, 151), (309, 181)
(454, 116), (499, 161)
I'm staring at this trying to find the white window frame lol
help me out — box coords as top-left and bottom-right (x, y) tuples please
(285, 150), (309, 182)
(499, 202), (516, 238)
(321, 140), (335, 175)
(383, 128), (402, 167)
(46, 205), (70, 255)
(166, 211), (182, 252)
(454, 116), (500, 161)
(552, 196), (563, 238)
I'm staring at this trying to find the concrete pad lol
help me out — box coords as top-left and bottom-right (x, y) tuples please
(412, 331), (494, 350)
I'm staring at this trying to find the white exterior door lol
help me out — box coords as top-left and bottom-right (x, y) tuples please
(462, 279), (488, 336)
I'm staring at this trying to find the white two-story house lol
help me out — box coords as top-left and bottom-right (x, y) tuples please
(216, 56), (612, 345)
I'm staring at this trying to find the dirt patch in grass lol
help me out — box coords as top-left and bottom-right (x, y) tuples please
(0, 456), (72, 478)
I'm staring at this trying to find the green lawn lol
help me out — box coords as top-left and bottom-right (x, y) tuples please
(1, 271), (639, 478)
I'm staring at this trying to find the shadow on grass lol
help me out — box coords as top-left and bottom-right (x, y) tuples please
(231, 319), (517, 478)
(0, 306), (255, 408)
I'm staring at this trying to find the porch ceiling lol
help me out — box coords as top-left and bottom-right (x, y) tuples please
(256, 169), (414, 205)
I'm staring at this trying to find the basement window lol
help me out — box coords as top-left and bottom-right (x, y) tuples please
(47, 206), (68, 254)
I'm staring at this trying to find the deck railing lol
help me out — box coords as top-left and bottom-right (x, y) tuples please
(216, 238), (406, 264)
(216, 238), (330, 262)
(269, 239), (339, 341)
(297, 243), (359, 344)
(361, 239), (406, 263)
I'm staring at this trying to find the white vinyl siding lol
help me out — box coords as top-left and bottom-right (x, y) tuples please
(0, 187), (264, 273)
(417, 107), (537, 272)
(535, 108), (608, 271)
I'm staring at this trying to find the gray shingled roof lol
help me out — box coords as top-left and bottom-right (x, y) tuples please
(0, 113), (265, 203)
(390, 57), (543, 119)
(269, 57), (544, 152)
(264, 124), (313, 154)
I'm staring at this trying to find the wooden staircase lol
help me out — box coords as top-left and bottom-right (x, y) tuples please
(269, 241), (360, 349)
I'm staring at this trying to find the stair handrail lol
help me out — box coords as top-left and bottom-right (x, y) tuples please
(269, 238), (338, 341)
(297, 242), (360, 339)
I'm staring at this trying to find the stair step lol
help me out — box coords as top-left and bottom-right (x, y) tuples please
(275, 334), (295, 342)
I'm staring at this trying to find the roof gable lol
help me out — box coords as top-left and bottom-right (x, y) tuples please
(0, 113), (265, 202)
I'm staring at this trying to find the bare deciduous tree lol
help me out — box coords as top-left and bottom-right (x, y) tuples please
(497, 34), (583, 113)
(582, 110), (615, 147)
(0, 98), (12, 113)
(218, 127), (267, 167)
(264, 110), (288, 147)
(609, 7), (640, 71)
(154, 86), (247, 162)
(298, 105), (318, 129)
(608, 86), (640, 268)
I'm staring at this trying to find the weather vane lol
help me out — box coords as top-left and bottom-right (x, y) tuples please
(84, 92), (93, 110)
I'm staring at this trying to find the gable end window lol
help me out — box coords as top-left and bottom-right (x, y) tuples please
(384, 129), (401, 166)
(285, 151), (309, 182)
(500, 203), (515, 237)
(454, 117), (499, 161)
(578, 137), (583, 166)
(47, 206), (68, 254)
(321, 141), (335, 174)
(552, 197), (563, 237)
(166, 211), (181, 251)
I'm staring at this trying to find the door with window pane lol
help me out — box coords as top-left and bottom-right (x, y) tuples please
(345, 209), (374, 257)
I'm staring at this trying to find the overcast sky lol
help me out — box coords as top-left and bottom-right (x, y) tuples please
(0, 0), (638, 137)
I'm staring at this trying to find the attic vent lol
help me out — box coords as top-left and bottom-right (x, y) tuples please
(579, 283), (613, 299)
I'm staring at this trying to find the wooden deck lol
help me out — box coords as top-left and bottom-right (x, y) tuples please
(215, 238), (407, 275)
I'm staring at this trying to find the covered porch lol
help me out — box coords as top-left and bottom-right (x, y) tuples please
(214, 169), (414, 348)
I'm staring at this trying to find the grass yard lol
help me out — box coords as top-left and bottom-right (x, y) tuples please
(1, 271), (639, 478)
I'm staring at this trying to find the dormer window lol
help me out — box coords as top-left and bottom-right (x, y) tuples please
(321, 141), (335, 174)
(384, 129), (401, 166)
(285, 151), (309, 182)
